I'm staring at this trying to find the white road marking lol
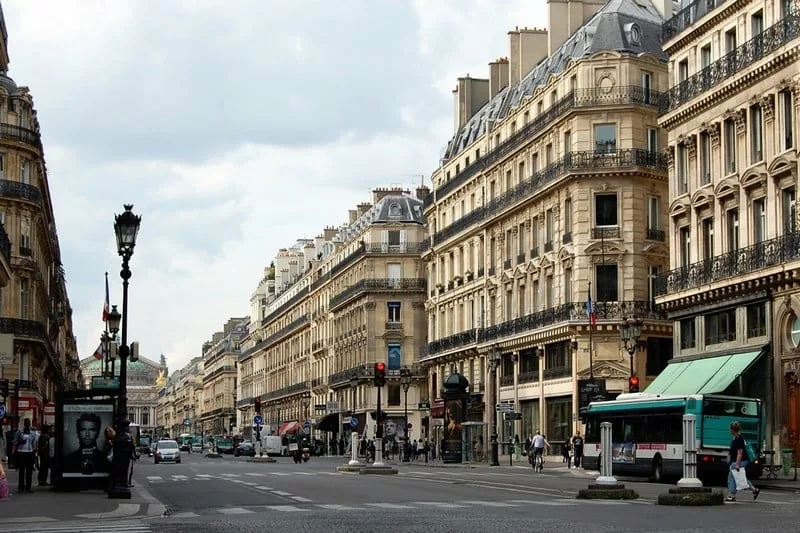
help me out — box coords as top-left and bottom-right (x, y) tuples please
(255, 485), (274, 491)
(146, 476), (163, 481)
(244, 473), (266, 477)
(317, 504), (365, 510)
(295, 472), (315, 476)
(220, 473), (240, 477)
(75, 503), (142, 519)
(365, 503), (415, 509)
(291, 496), (313, 502)
(461, 500), (520, 507)
(241, 481), (258, 486)
(271, 490), (293, 496)
(412, 502), (469, 508)
(217, 507), (254, 515)
(169, 512), (200, 518)
(265, 505), (308, 512)
(270, 472), (292, 476)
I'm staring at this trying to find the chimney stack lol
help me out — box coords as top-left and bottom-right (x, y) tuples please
(323, 226), (337, 241)
(452, 75), (490, 134)
(488, 57), (510, 98)
(357, 202), (372, 216)
(372, 187), (407, 204)
(416, 185), (431, 201)
(348, 209), (358, 224)
(547, 0), (606, 56)
(509, 27), (549, 83)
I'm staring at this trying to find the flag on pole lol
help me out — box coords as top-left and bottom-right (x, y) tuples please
(92, 341), (104, 360)
(102, 273), (110, 322)
(587, 291), (597, 327)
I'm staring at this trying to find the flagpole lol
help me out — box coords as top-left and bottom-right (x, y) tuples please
(588, 281), (594, 382)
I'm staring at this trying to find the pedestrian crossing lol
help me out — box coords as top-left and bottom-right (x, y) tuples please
(145, 471), (345, 483)
(7, 520), (151, 533)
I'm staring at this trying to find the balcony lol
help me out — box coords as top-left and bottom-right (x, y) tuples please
(329, 278), (426, 310)
(655, 232), (800, 296)
(385, 321), (403, 331)
(0, 179), (42, 205)
(662, 0), (729, 42)
(0, 222), (10, 265)
(425, 149), (666, 251)
(661, 12), (800, 114)
(264, 380), (310, 401)
(0, 123), (42, 150)
(647, 228), (666, 241)
(517, 253), (526, 264)
(0, 317), (65, 388)
(424, 301), (666, 358)
(592, 227), (620, 239)
(425, 85), (663, 210)
(328, 364), (372, 388)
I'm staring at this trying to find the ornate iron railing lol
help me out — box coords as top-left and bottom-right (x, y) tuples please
(0, 222), (10, 265)
(662, 0), (729, 42)
(424, 149), (666, 250)
(654, 232), (800, 295)
(426, 85), (663, 210)
(425, 301), (666, 357)
(264, 380), (310, 401)
(329, 278), (426, 309)
(328, 364), (372, 387)
(0, 123), (41, 149)
(236, 397), (254, 409)
(0, 317), (65, 387)
(661, 12), (800, 113)
(0, 179), (42, 205)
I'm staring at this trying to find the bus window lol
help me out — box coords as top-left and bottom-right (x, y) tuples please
(703, 398), (759, 418)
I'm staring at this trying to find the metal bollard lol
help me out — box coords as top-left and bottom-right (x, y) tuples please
(596, 421), (618, 485)
(348, 433), (361, 466)
(677, 414), (702, 487)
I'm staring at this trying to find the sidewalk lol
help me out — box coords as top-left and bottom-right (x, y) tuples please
(363, 453), (570, 469)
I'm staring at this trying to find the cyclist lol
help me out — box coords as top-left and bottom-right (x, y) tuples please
(531, 431), (550, 470)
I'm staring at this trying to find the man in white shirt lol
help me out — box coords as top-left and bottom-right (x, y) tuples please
(11, 418), (37, 493)
(531, 431), (550, 465)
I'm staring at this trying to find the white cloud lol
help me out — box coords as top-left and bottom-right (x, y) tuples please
(3, 0), (548, 371)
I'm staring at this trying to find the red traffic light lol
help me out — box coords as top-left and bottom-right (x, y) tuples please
(375, 362), (386, 372)
(629, 376), (640, 392)
(254, 397), (262, 413)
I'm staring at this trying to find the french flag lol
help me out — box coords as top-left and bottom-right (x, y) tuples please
(102, 273), (110, 322)
(92, 341), (104, 360)
(587, 292), (597, 327)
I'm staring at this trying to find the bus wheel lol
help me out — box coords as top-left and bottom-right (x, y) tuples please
(651, 457), (664, 483)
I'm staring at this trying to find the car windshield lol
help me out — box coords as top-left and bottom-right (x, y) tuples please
(159, 441), (178, 449)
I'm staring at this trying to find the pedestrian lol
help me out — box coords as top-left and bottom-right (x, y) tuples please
(726, 421), (760, 502)
(572, 431), (584, 469)
(11, 418), (37, 493)
(0, 456), (9, 499)
(562, 439), (571, 467)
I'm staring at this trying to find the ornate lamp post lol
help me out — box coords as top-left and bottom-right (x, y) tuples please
(489, 344), (502, 466)
(108, 204), (141, 500)
(400, 367), (412, 462)
(301, 392), (311, 436)
(620, 317), (643, 378)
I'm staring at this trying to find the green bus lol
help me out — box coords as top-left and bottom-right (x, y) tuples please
(581, 393), (764, 481)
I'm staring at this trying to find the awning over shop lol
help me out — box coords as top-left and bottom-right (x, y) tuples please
(278, 421), (301, 436)
(316, 413), (339, 432)
(645, 349), (764, 395)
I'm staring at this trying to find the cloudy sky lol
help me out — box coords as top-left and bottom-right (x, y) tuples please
(3, 0), (547, 373)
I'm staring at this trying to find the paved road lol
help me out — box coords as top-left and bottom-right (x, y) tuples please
(5, 453), (800, 532)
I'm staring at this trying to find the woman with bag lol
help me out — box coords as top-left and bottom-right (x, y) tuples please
(727, 421), (760, 502)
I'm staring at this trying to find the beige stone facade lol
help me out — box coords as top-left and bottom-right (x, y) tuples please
(0, 5), (81, 431)
(237, 188), (429, 447)
(655, 0), (800, 454)
(420, 0), (674, 452)
(155, 357), (202, 439)
(200, 318), (246, 435)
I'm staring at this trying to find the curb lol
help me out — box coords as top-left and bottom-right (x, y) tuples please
(754, 483), (800, 493)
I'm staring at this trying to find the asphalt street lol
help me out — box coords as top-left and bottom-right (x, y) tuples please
(4, 453), (800, 532)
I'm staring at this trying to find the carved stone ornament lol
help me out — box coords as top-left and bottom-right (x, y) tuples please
(760, 94), (775, 121)
(791, 82), (800, 105)
(703, 121), (721, 147)
(666, 145), (675, 169)
(684, 134), (697, 159)
(732, 109), (747, 135)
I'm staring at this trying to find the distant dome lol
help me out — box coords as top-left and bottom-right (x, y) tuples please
(82, 357), (156, 374)
(0, 71), (16, 96)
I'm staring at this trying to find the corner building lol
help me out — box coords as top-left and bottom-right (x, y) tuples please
(655, 0), (800, 455)
(420, 0), (674, 452)
(237, 188), (429, 445)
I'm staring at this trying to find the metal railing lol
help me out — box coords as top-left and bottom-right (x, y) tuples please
(0, 123), (42, 149)
(329, 278), (426, 309)
(655, 232), (800, 295)
(0, 179), (42, 205)
(662, 0), (729, 42)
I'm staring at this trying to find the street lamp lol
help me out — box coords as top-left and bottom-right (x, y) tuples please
(108, 204), (141, 500)
(489, 344), (502, 466)
(400, 367), (412, 462)
(301, 393), (311, 435)
(620, 316), (643, 378)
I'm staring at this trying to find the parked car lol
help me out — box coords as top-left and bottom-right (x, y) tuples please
(154, 439), (181, 464)
(234, 440), (256, 457)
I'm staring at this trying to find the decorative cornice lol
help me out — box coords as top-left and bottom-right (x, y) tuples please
(760, 93), (776, 121)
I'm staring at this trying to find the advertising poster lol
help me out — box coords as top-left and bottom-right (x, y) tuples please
(612, 442), (636, 464)
(442, 397), (465, 463)
(60, 401), (115, 478)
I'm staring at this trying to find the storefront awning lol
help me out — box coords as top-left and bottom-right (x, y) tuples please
(278, 421), (301, 436)
(645, 349), (764, 395)
(316, 413), (339, 432)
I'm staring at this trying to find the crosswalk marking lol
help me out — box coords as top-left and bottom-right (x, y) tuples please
(271, 490), (293, 496)
(365, 503), (415, 509)
(241, 481), (258, 486)
(412, 502), (469, 508)
(170, 512), (200, 518)
(462, 500), (519, 507)
(265, 505), (309, 512)
(317, 504), (364, 510)
(295, 472), (315, 476)
(217, 507), (255, 515)
(271, 472), (292, 476)
(291, 496), (313, 502)
(220, 473), (241, 477)
(146, 476), (162, 481)
(245, 473), (266, 477)
(9, 522), (151, 533)
(255, 485), (274, 491)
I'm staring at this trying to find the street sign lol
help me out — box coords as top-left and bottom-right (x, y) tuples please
(495, 403), (514, 412)
(183, 418), (191, 426)
(505, 412), (522, 420)
(303, 420), (312, 429)
(349, 417), (358, 428)
(253, 415), (263, 425)
(418, 401), (430, 410)
(0, 403), (5, 418)
(91, 376), (120, 390)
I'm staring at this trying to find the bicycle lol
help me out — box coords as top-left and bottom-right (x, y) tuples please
(533, 449), (543, 473)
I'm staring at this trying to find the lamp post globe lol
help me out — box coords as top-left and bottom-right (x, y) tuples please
(108, 204), (141, 500)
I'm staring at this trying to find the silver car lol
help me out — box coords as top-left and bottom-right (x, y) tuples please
(154, 439), (181, 464)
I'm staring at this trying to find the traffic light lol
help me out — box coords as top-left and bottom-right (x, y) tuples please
(254, 397), (262, 414)
(374, 362), (386, 387)
(0, 417), (7, 426)
(629, 375), (640, 393)
(0, 378), (8, 397)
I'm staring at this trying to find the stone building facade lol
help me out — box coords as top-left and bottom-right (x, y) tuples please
(200, 318), (246, 435)
(155, 357), (203, 439)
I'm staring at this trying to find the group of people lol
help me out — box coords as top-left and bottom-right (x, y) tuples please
(3, 418), (56, 495)
(520, 431), (585, 468)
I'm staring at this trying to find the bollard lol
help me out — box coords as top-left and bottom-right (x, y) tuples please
(677, 414), (702, 487)
(373, 438), (385, 467)
(348, 433), (361, 466)
(509, 443), (512, 466)
(596, 421), (617, 485)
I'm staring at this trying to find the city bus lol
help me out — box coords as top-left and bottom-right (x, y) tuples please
(581, 393), (764, 482)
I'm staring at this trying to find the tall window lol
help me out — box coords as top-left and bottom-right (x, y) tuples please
(595, 194), (618, 227)
(677, 144), (688, 195)
(20, 278), (29, 319)
(648, 196), (660, 230)
(647, 265), (660, 303)
(677, 60), (689, 83)
(727, 209), (740, 251)
(753, 198), (766, 243)
(680, 318), (696, 349)
(700, 44), (712, 68)
(564, 268), (572, 303)
(545, 275), (554, 308)
(705, 309), (736, 345)
(642, 71), (652, 104)
(21, 160), (30, 184)
(750, 104), (763, 163)
(596, 265), (618, 301)
(783, 188), (796, 233)
(532, 153), (539, 173)
(387, 302), (401, 323)
(725, 28), (737, 54)
(699, 131), (711, 184)
(724, 118), (737, 174)
(782, 90), (794, 150)
(563, 198), (572, 236)
(545, 143), (553, 165)
(20, 216), (31, 250)
(564, 131), (572, 155)
(0, 153), (4, 178)
(594, 124), (617, 153)
(680, 227), (691, 267)
(702, 218), (714, 259)
(545, 209), (554, 247)
(647, 128), (658, 152)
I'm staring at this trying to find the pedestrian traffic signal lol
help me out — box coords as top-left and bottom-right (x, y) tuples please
(629, 375), (640, 393)
(255, 397), (262, 414)
(374, 362), (386, 387)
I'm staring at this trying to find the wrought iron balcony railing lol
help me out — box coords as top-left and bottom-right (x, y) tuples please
(328, 364), (372, 387)
(264, 380), (310, 401)
(647, 228), (666, 241)
(661, 12), (800, 114)
(662, 0), (729, 42)
(0, 179), (42, 205)
(654, 232), (800, 296)
(0, 123), (42, 149)
(425, 149), (666, 251)
(329, 278), (426, 309)
(426, 85), (663, 209)
(0, 317), (65, 387)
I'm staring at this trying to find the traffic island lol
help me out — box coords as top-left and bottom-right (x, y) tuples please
(205, 451), (223, 458)
(247, 456), (276, 463)
(657, 487), (724, 506)
(336, 463), (365, 473)
(577, 483), (639, 500)
(359, 465), (399, 475)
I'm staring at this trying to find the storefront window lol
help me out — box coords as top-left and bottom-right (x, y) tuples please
(545, 396), (573, 443)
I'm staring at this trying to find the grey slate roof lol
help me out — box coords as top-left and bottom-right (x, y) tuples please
(335, 193), (425, 242)
(444, 0), (668, 160)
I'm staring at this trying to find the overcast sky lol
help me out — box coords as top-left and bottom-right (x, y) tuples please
(3, 0), (547, 373)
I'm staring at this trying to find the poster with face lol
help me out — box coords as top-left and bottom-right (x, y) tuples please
(442, 397), (465, 463)
(383, 417), (407, 449)
(60, 401), (115, 478)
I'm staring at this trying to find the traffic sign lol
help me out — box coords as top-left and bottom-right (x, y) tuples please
(303, 420), (312, 429)
(505, 412), (522, 420)
(495, 403), (514, 412)
(349, 417), (358, 428)
(253, 415), (263, 425)
(183, 418), (191, 426)
(0, 403), (5, 418)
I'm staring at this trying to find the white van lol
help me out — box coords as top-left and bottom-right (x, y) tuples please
(261, 435), (286, 456)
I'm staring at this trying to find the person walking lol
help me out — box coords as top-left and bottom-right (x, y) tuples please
(572, 431), (584, 468)
(726, 421), (760, 502)
(11, 418), (37, 493)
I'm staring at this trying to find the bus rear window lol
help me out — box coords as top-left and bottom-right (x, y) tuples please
(703, 398), (759, 418)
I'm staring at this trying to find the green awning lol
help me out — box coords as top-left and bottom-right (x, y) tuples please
(644, 350), (763, 395)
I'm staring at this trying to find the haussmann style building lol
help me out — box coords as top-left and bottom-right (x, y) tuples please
(419, 0), (677, 456)
(200, 318), (247, 436)
(653, 0), (800, 457)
